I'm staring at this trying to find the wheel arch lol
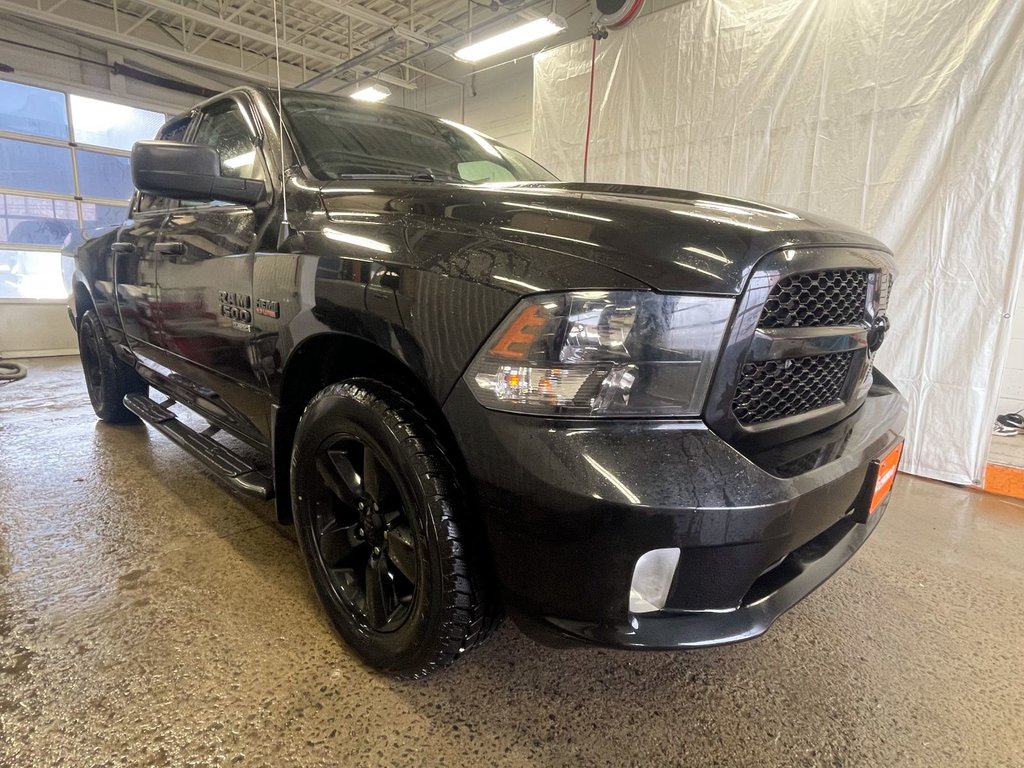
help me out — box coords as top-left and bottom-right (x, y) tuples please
(72, 277), (95, 325)
(272, 332), (468, 525)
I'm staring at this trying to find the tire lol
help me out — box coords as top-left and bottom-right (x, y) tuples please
(291, 379), (499, 679)
(78, 309), (148, 423)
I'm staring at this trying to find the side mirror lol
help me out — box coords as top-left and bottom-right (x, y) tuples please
(131, 140), (265, 206)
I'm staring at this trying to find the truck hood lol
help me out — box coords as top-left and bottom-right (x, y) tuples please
(318, 181), (889, 294)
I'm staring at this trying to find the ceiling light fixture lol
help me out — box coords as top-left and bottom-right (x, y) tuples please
(349, 84), (391, 103)
(454, 15), (567, 62)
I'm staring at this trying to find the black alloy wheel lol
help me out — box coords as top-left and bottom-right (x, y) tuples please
(291, 379), (498, 678)
(77, 309), (148, 423)
(310, 436), (420, 632)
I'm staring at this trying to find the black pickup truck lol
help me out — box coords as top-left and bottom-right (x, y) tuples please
(67, 86), (907, 678)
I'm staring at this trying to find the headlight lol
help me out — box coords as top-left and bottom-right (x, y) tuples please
(465, 291), (734, 416)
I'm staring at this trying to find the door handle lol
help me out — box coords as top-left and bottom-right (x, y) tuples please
(111, 242), (134, 254)
(154, 241), (185, 255)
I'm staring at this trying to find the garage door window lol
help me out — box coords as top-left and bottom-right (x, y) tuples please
(69, 94), (165, 151)
(0, 81), (69, 140)
(0, 194), (78, 246)
(0, 81), (165, 300)
(75, 151), (134, 200)
(0, 248), (67, 300)
(0, 138), (74, 195)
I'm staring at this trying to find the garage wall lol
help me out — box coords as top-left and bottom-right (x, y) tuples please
(1, 19), (214, 116)
(532, 0), (1024, 485)
(0, 301), (77, 358)
(409, 0), (696, 154)
(412, 58), (535, 155)
(0, 304), (77, 358)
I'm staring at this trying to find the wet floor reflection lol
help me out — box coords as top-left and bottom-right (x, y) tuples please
(1, 357), (1022, 766)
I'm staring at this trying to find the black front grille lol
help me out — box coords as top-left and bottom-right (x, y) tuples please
(732, 351), (855, 425)
(760, 269), (870, 328)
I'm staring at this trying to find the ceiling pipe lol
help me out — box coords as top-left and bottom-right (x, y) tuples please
(298, 31), (404, 89)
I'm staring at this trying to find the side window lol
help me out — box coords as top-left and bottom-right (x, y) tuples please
(135, 116), (191, 214)
(161, 118), (190, 142)
(191, 101), (264, 182)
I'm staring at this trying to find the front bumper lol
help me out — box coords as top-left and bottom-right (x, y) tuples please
(443, 373), (908, 649)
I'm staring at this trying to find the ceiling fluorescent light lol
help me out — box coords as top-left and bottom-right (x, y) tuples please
(349, 84), (391, 103)
(454, 15), (567, 62)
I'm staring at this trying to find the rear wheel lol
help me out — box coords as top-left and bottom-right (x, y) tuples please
(291, 379), (497, 679)
(78, 310), (147, 423)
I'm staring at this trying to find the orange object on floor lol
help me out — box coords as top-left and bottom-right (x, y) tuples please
(984, 463), (1024, 501)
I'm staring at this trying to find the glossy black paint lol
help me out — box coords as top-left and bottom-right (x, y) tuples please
(315, 180), (889, 296)
(67, 86), (908, 650)
(442, 371), (906, 644)
(517, 508), (888, 649)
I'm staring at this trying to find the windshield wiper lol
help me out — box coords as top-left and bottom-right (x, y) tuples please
(335, 172), (441, 182)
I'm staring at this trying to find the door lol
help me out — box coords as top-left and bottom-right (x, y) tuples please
(114, 114), (191, 354)
(149, 97), (272, 441)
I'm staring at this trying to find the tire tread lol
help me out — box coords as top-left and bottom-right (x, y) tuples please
(297, 379), (501, 680)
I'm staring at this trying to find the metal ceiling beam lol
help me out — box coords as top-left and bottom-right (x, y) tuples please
(237, 31), (420, 90)
(109, 0), (354, 67)
(400, 61), (459, 87)
(288, 0), (553, 93)
(0, 0), (289, 84)
(141, 0), (427, 87)
(188, 0), (255, 55)
(302, 0), (454, 55)
(0, 0), (419, 89)
(298, 31), (403, 89)
(3, 0), (530, 99)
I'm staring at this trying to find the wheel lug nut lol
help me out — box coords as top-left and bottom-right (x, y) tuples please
(357, 501), (365, 511)
(357, 527), (364, 537)
(373, 546), (381, 556)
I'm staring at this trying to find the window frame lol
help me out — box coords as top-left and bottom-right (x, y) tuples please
(179, 94), (272, 212)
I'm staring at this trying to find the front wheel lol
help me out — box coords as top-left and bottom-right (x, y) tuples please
(77, 309), (147, 423)
(291, 380), (497, 679)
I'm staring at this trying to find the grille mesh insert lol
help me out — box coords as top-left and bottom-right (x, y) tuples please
(732, 352), (855, 425)
(760, 270), (870, 328)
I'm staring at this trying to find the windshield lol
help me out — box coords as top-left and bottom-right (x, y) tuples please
(281, 92), (557, 184)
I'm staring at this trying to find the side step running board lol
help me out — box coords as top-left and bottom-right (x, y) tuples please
(123, 393), (274, 500)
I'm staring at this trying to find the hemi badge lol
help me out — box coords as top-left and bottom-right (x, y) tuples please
(255, 299), (281, 318)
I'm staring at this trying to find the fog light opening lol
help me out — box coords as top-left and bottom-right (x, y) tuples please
(628, 547), (680, 614)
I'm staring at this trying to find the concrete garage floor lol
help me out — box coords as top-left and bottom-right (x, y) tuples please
(2, 358), (1023, 768)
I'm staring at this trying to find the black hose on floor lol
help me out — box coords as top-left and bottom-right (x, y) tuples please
(0, 361), (28, 383)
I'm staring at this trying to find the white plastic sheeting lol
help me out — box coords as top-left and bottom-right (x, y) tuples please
(532, 0), (1024, 484)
